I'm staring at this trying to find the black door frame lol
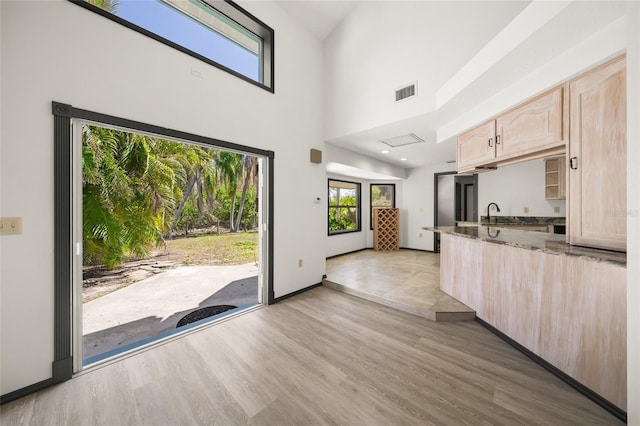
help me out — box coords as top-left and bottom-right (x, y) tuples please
(52, 101), (275, 384)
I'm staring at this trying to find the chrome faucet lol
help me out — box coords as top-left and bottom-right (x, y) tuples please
(487, 202), (501, 223)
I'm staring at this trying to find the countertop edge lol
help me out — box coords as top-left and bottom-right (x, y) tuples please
(425, 226), (626, 267)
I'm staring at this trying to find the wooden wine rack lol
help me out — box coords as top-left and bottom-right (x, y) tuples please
(373, 207), (399, 251)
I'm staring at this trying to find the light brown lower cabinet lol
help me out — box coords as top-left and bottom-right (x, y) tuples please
(439, 233), (626, 411)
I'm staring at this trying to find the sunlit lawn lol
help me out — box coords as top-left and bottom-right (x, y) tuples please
(164, 231), (259, 265)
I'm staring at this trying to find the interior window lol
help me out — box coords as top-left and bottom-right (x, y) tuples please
(370, 184), (395, 230)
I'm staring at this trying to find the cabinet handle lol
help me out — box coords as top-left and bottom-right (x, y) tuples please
(570, 156), (578, 170)
(496, 135), (501, 145)
(488, 138), (493, 147)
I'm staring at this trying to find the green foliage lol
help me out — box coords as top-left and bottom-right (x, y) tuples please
(175, 200), (204, 234)
(329, 207), (358, 232)
(82, 126), (258, 268)
(216, 152), (244, 231)
(329, 194), (356, 207)
(371, 185), (393, 207)
(328, 185), (359, 232)
(213, 187), (257, 230)
(82, 126), (175, 268)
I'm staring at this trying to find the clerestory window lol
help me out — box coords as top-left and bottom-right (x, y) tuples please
(74, 0), (274, 92)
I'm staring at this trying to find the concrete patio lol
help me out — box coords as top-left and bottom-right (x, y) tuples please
(83, 263), (259, 360)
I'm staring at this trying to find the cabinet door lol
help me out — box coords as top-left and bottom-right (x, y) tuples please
(457, 120), (496, 172)
(569, 57), (626, 251)
(496, 86), (565, 161)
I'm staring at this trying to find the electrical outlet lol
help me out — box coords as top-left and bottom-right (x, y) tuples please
(298, 259), (303, 268)
(524, 207), (529, 214)
(419, 233), (423, 238)
(554, 206), (560, 213)
(0, 217), (22, 235)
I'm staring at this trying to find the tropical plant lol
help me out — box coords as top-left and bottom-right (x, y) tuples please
(82, 126), (178, 268)
(234, 155), (258, 232)
(329, 194), (358, 232)
(213, 187), (258, 231)
(82, 125), (259, 267)
(216, 152), (243, 232)
(166, 143), (218, 236)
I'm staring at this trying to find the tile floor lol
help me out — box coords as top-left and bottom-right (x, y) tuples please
(324, 249), (475, 321)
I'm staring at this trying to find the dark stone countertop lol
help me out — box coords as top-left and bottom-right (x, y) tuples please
(478, 216), (566, 226)
(424, 226), (626, 267)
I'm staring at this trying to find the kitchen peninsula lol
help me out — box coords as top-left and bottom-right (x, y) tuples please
(427, 225), (627, 415)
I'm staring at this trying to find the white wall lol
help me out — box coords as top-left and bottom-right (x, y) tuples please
(325, 144), (407, 179)
(0, 0), (324, 395)
(478, 159), (566, 220)
(402, 163), (457, 251)
(323, 1), (528, 140)
(626, 2), (640, 424)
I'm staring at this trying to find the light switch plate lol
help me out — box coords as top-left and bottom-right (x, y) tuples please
(0, 217), (23, 235)
(524, 207), (529, 214)
(554, 206), (560, 213)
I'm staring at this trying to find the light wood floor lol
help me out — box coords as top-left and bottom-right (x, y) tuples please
(1, 287), (621, 425)
(325, 249), (475, 321)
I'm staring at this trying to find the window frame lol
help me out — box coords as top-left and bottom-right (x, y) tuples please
(328, 179), (361, 236)
(70, 0), (275, 92)
(370, 183), (396, 230)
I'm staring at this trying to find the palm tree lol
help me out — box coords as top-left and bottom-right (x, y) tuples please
(216, 151), (243, 232)
(166, 143), (218, 237)
(234, 155), (258, 232)
(82, 126), (178, 268)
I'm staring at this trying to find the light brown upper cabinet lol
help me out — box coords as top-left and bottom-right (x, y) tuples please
(457, 120), (496, 171)
(568, 56), (626, 252)
(457, 86), (566, 173)
(496, 87), (565, 159)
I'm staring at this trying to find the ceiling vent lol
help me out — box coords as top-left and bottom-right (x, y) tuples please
(395, 82), (417, 101)
(380, 133), (425, 148)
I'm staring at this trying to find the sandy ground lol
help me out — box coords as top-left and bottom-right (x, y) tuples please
(83, 263), (259, 359)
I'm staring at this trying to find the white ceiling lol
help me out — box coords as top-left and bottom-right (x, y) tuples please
(275, 1), (629, 179)
(276, 1), (359, 40)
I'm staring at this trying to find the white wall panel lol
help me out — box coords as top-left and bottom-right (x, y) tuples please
(0, 0), (324, 395)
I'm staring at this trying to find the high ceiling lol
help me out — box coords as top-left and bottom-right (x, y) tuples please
(275, 1), (629, 179)
(276, 1), (359, 40)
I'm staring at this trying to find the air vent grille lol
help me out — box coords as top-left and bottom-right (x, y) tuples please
(380, 133), (424, 148)
(395, 82), (416, 101)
